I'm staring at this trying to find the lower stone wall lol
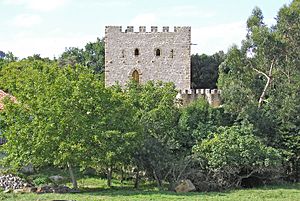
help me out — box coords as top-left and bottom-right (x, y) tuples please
(176, 89), (221, 107)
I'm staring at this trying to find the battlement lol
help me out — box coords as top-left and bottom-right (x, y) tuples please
(176, 89), (222, 107)
(105, 26), (191, 33)
(179, 89), (221, 95)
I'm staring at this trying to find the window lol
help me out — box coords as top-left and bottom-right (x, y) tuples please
(155, 48), (161, 56)
(132, 70), (139, 83)
(121, 50), (125, 58)
(170, 49), (174, 58)
(134, 48), (139, 56)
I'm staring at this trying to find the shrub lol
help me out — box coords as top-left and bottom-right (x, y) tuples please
(192, 124), (282, 190)
(32, 176), (51, 186)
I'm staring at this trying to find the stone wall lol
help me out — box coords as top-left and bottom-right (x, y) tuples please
(176, 89), (222, 107)
(105, 26), (191, 91)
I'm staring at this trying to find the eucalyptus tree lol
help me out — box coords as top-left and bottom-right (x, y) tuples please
(218, 0), (300, 181)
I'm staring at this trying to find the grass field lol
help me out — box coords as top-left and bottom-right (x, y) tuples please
(0, 179), (299, 201)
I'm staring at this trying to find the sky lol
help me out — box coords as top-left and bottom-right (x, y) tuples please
(0, 0), (292, 59)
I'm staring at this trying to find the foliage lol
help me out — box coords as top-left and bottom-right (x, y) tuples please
(58, 38), (105, 73)
(0, 51), (17, 70)
(124, 81), (180, 187)
(191, 51), (225, 89)
(193, 124), (282, 189)
(218, 0), (300, 181)
(177, 98), (233, 152)
(0, 60), (111, 188)
(32, 176), (51, 186)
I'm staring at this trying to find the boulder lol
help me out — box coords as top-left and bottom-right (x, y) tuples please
(175, 179), (196, 193)
(49, 175), (65, 183)
(13, 189), (25, 194)
(20, 164), (34, 174)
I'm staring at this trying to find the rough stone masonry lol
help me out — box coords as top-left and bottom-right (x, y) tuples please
(104, 26), (221, 107)
(104, 26), (191, 91)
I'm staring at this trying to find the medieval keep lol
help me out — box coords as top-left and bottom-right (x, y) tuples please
(104, 26), (221, 106)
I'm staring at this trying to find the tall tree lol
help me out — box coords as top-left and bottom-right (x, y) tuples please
(191, 51), (225, 89)
(58, 38), (105, 73)
(218, 1), (300, 181)
(0, 60), (110, 188)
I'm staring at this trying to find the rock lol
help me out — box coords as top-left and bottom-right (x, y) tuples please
(20, 164), (35, 174)
(36, 185), (53, 194)
(175, 179), (196, 193)
(49, 175), (65, 183)
(23, 187), (37, 193)
(13, 189), (25, 194)
(3, 189), (11, 193)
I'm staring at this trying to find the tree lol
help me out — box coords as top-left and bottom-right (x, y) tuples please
(124, 81), (180, 188)
(218, 1), (300, 181)
(0, 60), (110, 189)
(191, 51), (225, 89)
(84, 38), (105, 73)
(0, 51), (17, 70)
(177, 98), (233, 153)
(58, 38), (105, 73)
(0, 51), (5, 59)
(58, 47), (85, 67)
(192, 124), (282, 189)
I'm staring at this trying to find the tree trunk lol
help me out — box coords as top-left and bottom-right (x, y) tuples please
(153, 169), (162, 188)
(121, 166), (124, 185)
(134, 167), (140, 189)
(251, 59), (275, 108)
(107, 166), (113, 187)
(258, 77), (271, 108)
(67, 162), (78, 189)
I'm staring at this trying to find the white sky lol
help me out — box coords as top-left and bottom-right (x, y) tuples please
(0, 0), (292, 58)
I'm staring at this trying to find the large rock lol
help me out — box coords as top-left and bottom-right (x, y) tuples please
(175, 179), (196, 193)
(49, 175), (65, 183)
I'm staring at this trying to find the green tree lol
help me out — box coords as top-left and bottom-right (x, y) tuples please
(124, 81), (180, 188)
(218, 1), (300, 181)
(177, 98), (233, 152)
(191, 51), (225, 89)
(0, 60), (110, 189)
(193, 125), (282, 189)
(84, 38), (105, 73)
(58, 38), (105, 73)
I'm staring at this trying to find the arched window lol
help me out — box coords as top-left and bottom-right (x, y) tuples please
(132, 70), (139, 83)
(155, 48), (161, 56)
(134, 48), (139, 56)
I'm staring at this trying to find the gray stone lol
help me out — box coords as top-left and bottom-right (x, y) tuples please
(49, 175), (65, 183)
(105, 26), (191, 91)
(175, 179), (196, 193)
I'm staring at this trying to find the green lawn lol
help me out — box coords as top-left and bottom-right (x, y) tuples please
(0, 182), (299, 201)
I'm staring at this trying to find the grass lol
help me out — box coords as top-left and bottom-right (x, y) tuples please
(0, 180), (299, 201)
(0, 167), (299, 201)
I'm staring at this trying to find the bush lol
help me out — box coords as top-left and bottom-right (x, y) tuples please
(192, 124), (282, 190)
(32, 175), (51, 186)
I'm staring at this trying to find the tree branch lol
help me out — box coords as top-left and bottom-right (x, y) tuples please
(249, 59), (276, 107)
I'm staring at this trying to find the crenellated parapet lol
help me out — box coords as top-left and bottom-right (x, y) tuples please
(105, 26), (191, 33)
(176, 89), (222, 107)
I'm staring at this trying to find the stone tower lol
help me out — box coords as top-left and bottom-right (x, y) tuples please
(104, 26), (191, 90)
